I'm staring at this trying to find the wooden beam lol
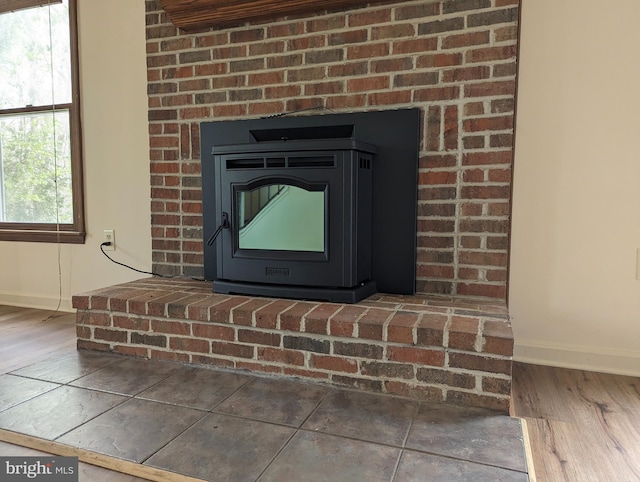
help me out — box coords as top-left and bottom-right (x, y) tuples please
(159, 0), (394, 31)
(0, 0), (62, 15)
(520, 418), (538, 482)
(0, 429), (206, 482)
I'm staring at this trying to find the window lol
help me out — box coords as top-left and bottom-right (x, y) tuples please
(0, 0), (84, 243)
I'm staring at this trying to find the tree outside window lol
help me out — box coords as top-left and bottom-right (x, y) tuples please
(0, 0), (84, 243)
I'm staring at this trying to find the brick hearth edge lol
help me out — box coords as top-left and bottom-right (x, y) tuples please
(72, 277), (513, 412)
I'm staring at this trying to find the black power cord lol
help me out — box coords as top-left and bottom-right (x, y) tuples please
(100, 242), (159, 277)
(100, 242), (204, 281)
(100, 216), (229, 280)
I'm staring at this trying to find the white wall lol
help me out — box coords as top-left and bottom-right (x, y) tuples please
(0, 0), (151, 311)
(510, 0), (640, 375)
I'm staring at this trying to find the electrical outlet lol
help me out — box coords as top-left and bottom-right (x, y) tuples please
(637, 248), (640, 280)
(103, 229), (115, 251)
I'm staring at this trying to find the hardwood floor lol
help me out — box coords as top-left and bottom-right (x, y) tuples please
(512, 362), (640, 481)
(2, 305), (640, 481)
(0, 305), (76, 374)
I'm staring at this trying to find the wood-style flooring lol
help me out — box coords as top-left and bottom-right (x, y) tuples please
(0, 305), (76, 373)
(512, 362), (640, 481)
(2, 305), (640, 481)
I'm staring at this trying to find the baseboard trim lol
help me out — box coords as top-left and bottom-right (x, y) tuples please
(0, 293), (73, 312)
(514, 340), (640, 377)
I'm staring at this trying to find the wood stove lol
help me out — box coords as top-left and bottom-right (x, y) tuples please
(201, 109), (420, 303)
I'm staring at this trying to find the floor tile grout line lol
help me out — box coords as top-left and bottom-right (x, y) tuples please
(6, 358), (125, 387)
(297, 385), (335, 427)
(295, 426), (406, 451)
(0, 380), (61, 414)
(51, 396), (211, 467)
(128, 361), (256, 412)
(0, 380), (136, 445)
(389, 451), (405, 482)
(205, 374), (258, 413)
(294, 388), (422, 451)
(293, 424), (528, 475)
(252, 385), (336, 480)
(131, 370), (254, 410)
(207, 407), (315, 431)
(138, 408), (211, 466)
(113, 359), (188, 398)
(7, 351), (130, 380)
(403, 399), (424, 448)
(253, 426), (300, 482)
(390, 399), (423, 481)
(1, 373), (64, 385)
(66, 359), (185, 398)
(51, 393), (134, 443)
(399, 447), (530, 475)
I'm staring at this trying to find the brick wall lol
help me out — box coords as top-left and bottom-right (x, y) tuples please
(145, 0), (519, 299)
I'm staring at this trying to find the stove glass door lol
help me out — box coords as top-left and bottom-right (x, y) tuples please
(236, 184), (325, 252)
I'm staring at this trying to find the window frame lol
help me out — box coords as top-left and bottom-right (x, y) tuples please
(0, 0), (84, 244)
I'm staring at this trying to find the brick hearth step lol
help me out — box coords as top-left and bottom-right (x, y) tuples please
(72, 278), (513, 412)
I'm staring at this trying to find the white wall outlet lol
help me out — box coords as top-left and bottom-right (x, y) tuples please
(103, 229), (115, 251)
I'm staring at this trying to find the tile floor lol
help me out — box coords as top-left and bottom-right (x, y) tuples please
(0, 351), (528, 481)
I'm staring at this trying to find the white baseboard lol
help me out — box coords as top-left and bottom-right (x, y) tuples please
(0, 293), (74, 313)
(515, 340), (640, 377)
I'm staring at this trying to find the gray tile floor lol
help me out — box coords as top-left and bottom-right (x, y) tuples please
(0, 351), (529, 481)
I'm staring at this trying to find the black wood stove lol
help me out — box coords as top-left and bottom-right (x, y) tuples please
(201, 109), (419, 303)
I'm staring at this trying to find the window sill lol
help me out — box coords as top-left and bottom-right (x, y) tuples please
(0, 229), (86, 244)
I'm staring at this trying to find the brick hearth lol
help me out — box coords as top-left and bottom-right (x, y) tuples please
(72, 278), (513, 412)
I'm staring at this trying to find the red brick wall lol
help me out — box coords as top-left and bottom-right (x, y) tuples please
(145, 0), (519, 299)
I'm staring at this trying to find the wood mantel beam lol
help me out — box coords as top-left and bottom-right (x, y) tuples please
(158, 0), (391, 31)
